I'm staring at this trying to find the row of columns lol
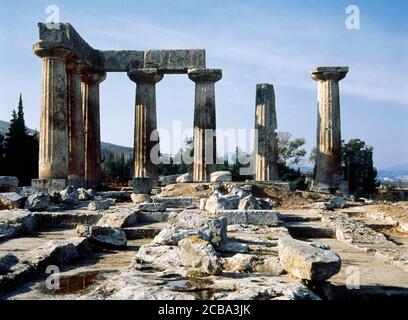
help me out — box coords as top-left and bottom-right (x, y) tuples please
(34, 43), (224, 189)
(254, 67), (348, 193)
(127, 68), (222, 183)
(34, 44), (347, 192)
(34, 44), (106, 189)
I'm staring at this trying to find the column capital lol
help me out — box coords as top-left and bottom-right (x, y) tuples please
(128, 68), (163, 84)
(188, 68), (222, 83)
(81, 72), (107, 85)
(33, 42), (73, 60)
(311, 66), (349, 82)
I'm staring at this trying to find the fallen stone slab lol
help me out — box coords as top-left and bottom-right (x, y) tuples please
(0, 253), (19, 274)
(238, 195), (261, 210)
(136, 202), (166, 212)
(33, 210), (102, 228)
(0, 210), (37, 239)
(217, 210), (247, 224)
(76, 224), (127, 248)
(96, 210), (138, 228)
(60, 185), (80, 206)
(130, 193), (151, 204)
(136, 211), (170, 223)
(78, 188), (94, 201)
(176, 173), (192, 183)
(211, 276), (320, 300)
(0, 192), (25, 209)
(205, 194), (238, 213)
(87, 200), (112, 211)
(247, 210), (279, 226)
(152, 226), (199, 245)
(24, 193), (50, 211)
(0, 176), (19, 192)
(221, 254), (284, 275)
(322, 212), (391, 248)
(217, 241), (249, 253)
(24, 237), (88, 270)
(0, 237), (89, 295)
(134, 244), (186, 276)
(168, 211), (227, 247)
(228, 185), (250, 198)
(159, 174), (182, 186)
(325, 196), (347, 210)
(278, 237), (341, 281)
(151, 196), (201, 208)
(96, 191), (131, 202)
(179, 236), (221, 276)
(210, 171), (232, 182)
(83, 269), (193, 300)
(216, 210), (279, 226)
(124, 226), (162, 240)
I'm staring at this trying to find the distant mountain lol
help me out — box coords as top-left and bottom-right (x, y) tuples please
(1, 119), (133, 156)
(0, 120), (37, 136)
(101, 142), (133, 156)
(380, 164), (408, 172)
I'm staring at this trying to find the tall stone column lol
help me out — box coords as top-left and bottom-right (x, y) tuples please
(128, 69), (163, 181)
(311, 66), (349, 193)
(188, 68), (222, 182)
(255, 84), (279, 181)
(33, 44), (73, 180)
(66, 62), (86, 182)
(81, 72), (106, 189)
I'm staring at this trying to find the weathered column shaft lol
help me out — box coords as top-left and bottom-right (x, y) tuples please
(82, 72), (106, 189)
(255, 84), (279, 181)
(188, 69), (222, 182)
(312, 66), (348, 191)
(67, 64), (86, 179)
(128, 69), (163, 180)
(34, 46), (72, 179)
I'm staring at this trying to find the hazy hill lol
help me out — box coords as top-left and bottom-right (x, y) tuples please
(0, 120), (133, 156)
(0, 120), (37, 136)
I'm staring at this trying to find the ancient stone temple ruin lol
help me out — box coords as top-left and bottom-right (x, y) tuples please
(31, 23), (350, 194)
(2, 22), (408, 302)
(31, 23), (222, 191)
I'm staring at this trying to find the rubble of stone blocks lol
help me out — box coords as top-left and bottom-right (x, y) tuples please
(1, 177), (408, 300)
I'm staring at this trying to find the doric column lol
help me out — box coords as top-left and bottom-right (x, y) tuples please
(311, 66), (349, 192)
(188, 68), (222, 182)
(128, 68), (163, 180)
(81, 72), (106, 189)
(66, 62), (87, 181)
(33, 44), (73, 180)
(255, 84), (279, 181)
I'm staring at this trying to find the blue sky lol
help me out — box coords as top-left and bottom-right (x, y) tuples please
(0, 0), (407, 168)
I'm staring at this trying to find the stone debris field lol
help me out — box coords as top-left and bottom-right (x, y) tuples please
(1, 179), (408, 300)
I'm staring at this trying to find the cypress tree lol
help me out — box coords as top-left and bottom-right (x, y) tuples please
(4, 95), (39, 185)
